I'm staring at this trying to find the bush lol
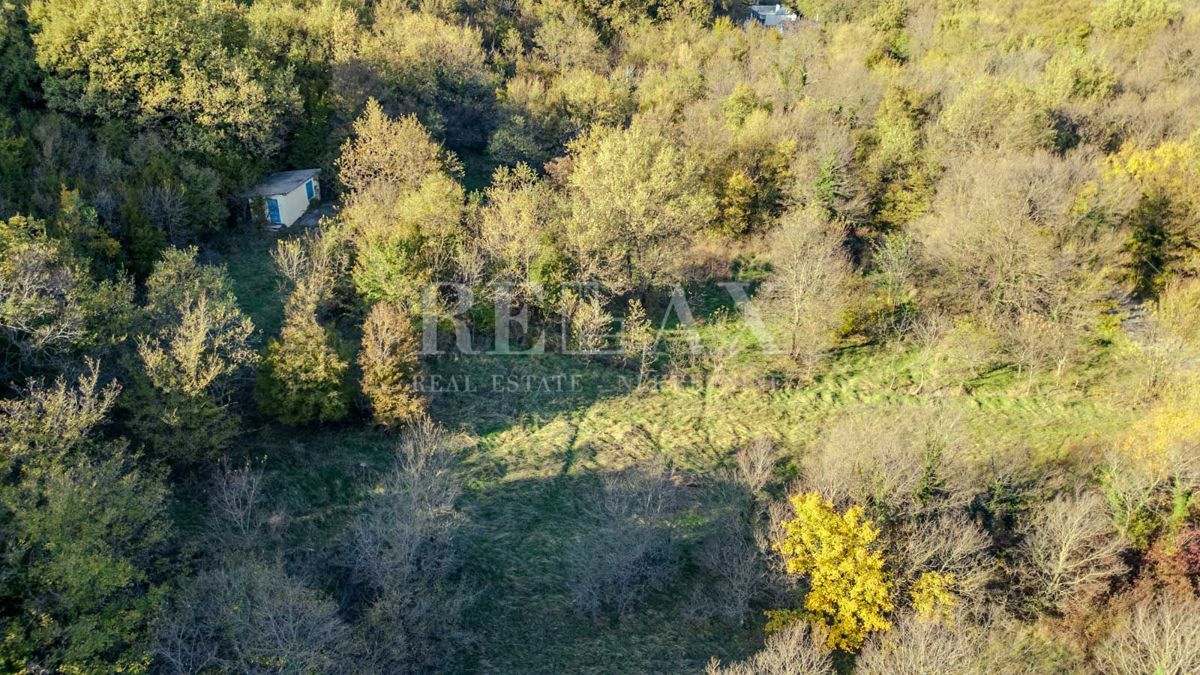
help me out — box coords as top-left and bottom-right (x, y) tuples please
(568, 464), (680, 620)
(359, 301), (425, 427)
(705, 621), (833, 675)
(256, 309), (350, 425)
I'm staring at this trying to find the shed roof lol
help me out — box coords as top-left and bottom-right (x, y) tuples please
(246, 169), (320, 198)
(750, 4), (798, 18)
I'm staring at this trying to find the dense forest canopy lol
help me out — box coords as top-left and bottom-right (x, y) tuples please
(1, 0), (1199, 672)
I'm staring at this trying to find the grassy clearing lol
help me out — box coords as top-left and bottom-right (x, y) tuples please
(213, 229), (1134, 672)
(207, 227), (291, 340)
(238, 346), (1127, 672)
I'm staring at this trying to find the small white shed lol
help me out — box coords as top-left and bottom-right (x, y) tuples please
(247, 169), (321, 228)
(749, 4), (798, 29)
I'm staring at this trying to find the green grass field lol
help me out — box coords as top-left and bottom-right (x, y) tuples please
(212, 228), (1136, 673)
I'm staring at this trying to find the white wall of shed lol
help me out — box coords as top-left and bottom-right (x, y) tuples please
(264, 180), (314, 227)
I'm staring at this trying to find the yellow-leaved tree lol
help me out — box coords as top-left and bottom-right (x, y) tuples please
(910, 571), (957, 622)
(772, 492), (893, 651)
(1102, 135), (1200, 296)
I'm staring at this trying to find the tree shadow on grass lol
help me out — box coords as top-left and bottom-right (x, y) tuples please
(425, 353), (640, 435)
(457, 468), (770, 674)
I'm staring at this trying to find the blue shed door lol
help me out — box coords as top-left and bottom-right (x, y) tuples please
(266, 198), (281, 224)
(305, 179), (315, 200)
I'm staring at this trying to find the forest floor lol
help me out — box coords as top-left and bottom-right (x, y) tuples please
(208, 228), (1137, 673)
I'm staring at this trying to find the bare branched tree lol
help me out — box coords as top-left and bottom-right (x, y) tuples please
(706, 621), (833, 675)
(691, 522), (766, 624)
(347, 420), (471, 671)
(141, 183), (187, 246)
(1095, 592), (1200, 675)
(896, 511), (994, 609)
(855, 611), (985, 675)
(207, 462), (270, 552)
(732, 437), (776, 496)
(272, 228), (345, 315)
(155, 561), (350, 675)
(912, 150), (1113, 375)
(804, 405), (973, 523)
(754, 208), (852, 372)
(1019, 491), (1128, 613)
(568, 463), (679, 620)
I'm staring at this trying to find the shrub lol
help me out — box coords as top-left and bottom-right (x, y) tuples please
(568, 464), (679, 620)
(256, 309), (350, 425)
(359, 302), (425, 427)
(705, 621), (833, 675)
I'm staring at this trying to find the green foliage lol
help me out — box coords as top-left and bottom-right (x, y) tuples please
(257, 309), (350, 426)
(866, 0), (909, 66)
(935, 78), (1057, 154)
(0, 369), (170, 673)
(29, 0), (301, 161)
(1103, 137), (1200, 297)
(335, 8), (498, 152)
(359, 301), (426, 427)
(127, 248), (257, 463)
(565, 122), (716, 293)
(1, 0), (1199, 671)
(866, 84), (934, 230)
(0, 214), (135, 374)
(5, 454), (169, 672)
(0, 0), (38, 110)
(722, 83), (773, 129)
(336, 98), (458, 196)
(480, 163), (566, 299)
(709, 114), (794, 237)
(335, 100), (466, 308)
(347, 172), (465, 308)
(1092, 0), (1183, 38)
(50, 186), (119, 266)
(1042, 48), (1117, 104)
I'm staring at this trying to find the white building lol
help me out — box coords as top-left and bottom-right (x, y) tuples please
(749, 4), (798, 29)
(247, 169), (321, 228)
